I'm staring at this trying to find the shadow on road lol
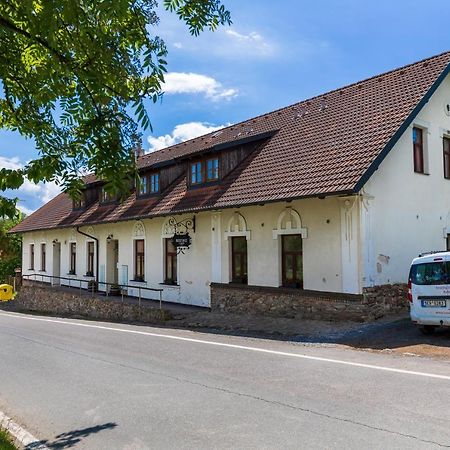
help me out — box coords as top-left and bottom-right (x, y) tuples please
(25, 422), (117, 449)
(295, 318), (450, 360)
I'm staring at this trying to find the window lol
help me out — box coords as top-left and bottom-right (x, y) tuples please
(281, 235), (303, 288)
(134, 239), (145, 281)
(69, 242), (76, 274)
(87, 242), (95, 276)
(447, 234), (450, 252)
(150, 173), (159, 193)
(207, 158), (219, 181)
(73, 194), (86, 209)
(410, 261), (450, 285)
(191, 162), (203, 185)
(30, 244), (34, 270)
(444, 137), (450, 179)
(138, 176), (148, 195)
(165, 238), (178, 284)
(40, 243), (46, 271)
(413, 127), (425, 174)
(231, 237), (248, 284)
(101, 187), (115, 203)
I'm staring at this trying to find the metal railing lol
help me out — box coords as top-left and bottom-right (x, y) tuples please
(22, 273), (164, 310)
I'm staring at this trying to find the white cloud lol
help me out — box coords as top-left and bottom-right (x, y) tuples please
(163, 72), (238, 101)
(173, 42), (183, 49)
(0, 156), (21, 170)
(16, 203), (35, 216)
(147, 122), (230, 152)
(223, 28), (274, 56)
(0, 155), (60, 212)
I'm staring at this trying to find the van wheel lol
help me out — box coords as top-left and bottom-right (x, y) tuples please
(419, 325), (436, 335)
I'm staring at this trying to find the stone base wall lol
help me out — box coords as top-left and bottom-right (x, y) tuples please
(211, 283), (409, 322)
(362, 284), (409, 313)
(8, 285), (172, 323)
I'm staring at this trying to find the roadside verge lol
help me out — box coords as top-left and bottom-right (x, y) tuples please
(0, 411), (48, 449)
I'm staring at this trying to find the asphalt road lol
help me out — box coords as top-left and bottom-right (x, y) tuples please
(1, 311), (450, 449)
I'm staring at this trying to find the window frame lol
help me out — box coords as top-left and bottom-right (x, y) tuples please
(149, 173), (159, 193)
(137, 176), (148, 196)
(137, 172), (160, 197)
(86, 241), (95, 276)
(164, 238), (178, 285)
(281, 234), (303, 289)
(40, 243), (46, 272)
(189, 155), (221, 187)
(413, 126), (425, 174)
(72, 194), (86, 210)
(134, 239), (145, 282)
(100, 186), (116, 204)
(231, 236), (248, 284)
(206, 157), (219, 181)
(30, 244), (34, 270)
(69, 242), (76, 275)
(190, 161), (203, 185)
(444, 136), (450, 180)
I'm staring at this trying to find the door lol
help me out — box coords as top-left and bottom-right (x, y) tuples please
(281, 234), (303, 288)
(106, 239), (119, 286)
(52, 242), (61, 286)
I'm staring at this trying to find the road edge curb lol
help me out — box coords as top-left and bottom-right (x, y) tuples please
(0, 410), (48, 449)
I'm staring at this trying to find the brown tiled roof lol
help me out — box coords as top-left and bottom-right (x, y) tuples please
(11, 51), (450, 233)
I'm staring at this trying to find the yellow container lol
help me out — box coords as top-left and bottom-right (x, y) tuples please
(0, 284), (14, 301)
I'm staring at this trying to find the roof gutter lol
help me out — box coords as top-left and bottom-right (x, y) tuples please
(76, 226), (99, 283)
(354, 61), (450, 192)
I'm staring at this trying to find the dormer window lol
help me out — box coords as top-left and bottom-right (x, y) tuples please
(191, 162), (203, 185)
(189, 157), (220, 186)
(101, 187), (115, 203)
(138, 176), (148, 195)
(207, 158), (219, 181)
(150, 173), (159, 193)
(137, 172), (159, 196)
(73, 194), (86, 210)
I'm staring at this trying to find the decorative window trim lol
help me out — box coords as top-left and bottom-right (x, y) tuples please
(224, 212), (251, 241)
(132, 220), (146, 238)
(272, 208), (308, 239)
(131, 221), (146, 282)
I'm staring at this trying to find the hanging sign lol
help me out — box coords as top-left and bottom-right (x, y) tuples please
(172, 233), (192, 249)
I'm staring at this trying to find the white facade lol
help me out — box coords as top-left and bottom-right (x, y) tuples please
(19, 72), (450, 307)
(21, 197), (344, 306)
(362, 71), (450, 289)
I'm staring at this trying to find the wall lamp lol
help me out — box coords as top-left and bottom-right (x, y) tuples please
(106, 234), (114, 243)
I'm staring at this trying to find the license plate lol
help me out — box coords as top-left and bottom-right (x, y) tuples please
(421, 300), (447, 307)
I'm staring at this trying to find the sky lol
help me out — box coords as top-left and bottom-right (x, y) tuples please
(2, 0), (450, 214)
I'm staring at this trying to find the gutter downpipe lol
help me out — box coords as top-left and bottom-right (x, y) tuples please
(76, 227), (99, 283)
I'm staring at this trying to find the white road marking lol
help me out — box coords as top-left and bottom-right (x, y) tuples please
(1, 311), (450, 381)
(0, 410), (48, 449)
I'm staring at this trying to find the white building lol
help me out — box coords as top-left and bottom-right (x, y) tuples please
(11, 51), (450, 309)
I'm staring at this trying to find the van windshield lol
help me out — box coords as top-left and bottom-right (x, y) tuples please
(410, 261), (450, 285)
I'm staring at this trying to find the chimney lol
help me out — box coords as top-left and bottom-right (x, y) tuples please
(134, 141), (144, 159)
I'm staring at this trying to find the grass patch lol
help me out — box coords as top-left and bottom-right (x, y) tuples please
(0, 428), (16, 450)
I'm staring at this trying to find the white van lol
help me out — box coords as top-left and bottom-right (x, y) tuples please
(409, 251), (450, 334)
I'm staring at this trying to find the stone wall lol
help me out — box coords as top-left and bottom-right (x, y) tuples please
(211, 283), (409, 322)
(362, 284), (409, 313)
(9, 284), (172, 323)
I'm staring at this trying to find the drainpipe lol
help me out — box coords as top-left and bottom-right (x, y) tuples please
(76, 227), (99, 282)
